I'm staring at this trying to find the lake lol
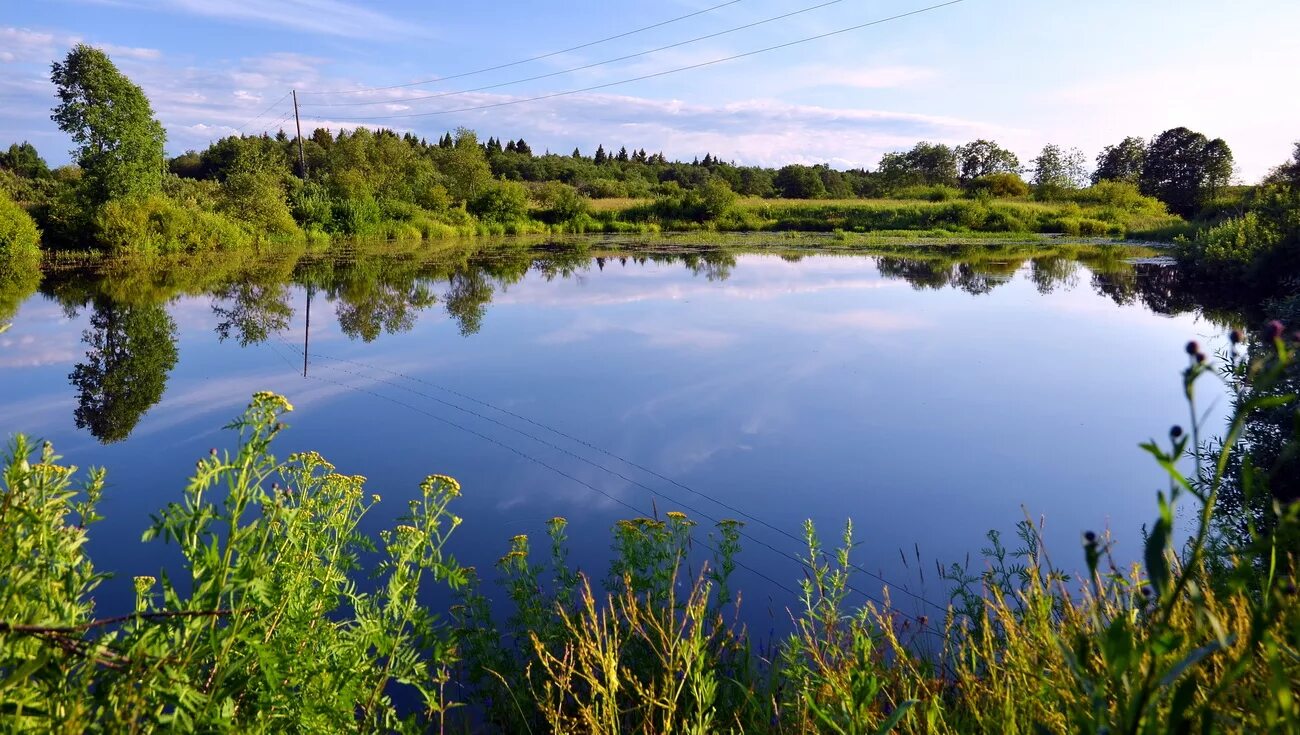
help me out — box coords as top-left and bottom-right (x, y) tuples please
(0, 236), (1233, 627)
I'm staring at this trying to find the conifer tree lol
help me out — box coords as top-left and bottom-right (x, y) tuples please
(594, 145), (607, 165)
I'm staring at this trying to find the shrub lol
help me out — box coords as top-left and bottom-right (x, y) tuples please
(95, 194), (252, 254)
(532, 181), (589, 223)
(330, 196), (382, 236)
(289, 181), (335, 231)
(0, 189), (41, 284)
(895, 184), (962, 202)
(580, 178), (629, 198)
(469, 180), (531, 224)
(220, 169), (302, 240)
(967, 172), (1029, 198)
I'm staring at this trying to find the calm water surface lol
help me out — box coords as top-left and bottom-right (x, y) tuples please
(0, 240), (1230, 624)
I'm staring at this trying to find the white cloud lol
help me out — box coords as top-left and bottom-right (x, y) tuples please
(90, 0), (428, 40)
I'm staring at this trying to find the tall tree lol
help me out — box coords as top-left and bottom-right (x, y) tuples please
(955, 139), (1020, 184)
(877, 142), (958, 190)
(50, 44), (166, 208)
(1092, 136), (1146, 185)
(1140, 127), (1233, 216)
(1031, 144), (1088, 198)
(0, 142), (51, 179)
(594, 145), (608, 165)
(773, 165), (827, 198)
(68, 298), (178, 444)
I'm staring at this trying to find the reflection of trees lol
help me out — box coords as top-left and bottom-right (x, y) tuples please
(682, 252), (735, 282)
(1029, 256), (1079, 294)
(874, 257), (952, 290)
(68, 298), (178, 444)
(1090, 262), (1200, 316)
(444, 269), (493, 337)
(336, 282), (436, 342)
(0, 267), (41, 332)
(212, 283), (293, 346)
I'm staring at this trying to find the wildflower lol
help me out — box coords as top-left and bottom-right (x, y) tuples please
(1083, 531), (1097, 544)
(1185, 340), (1199, 356)
(665, 511), (688, 521)
(209, 448), (217, 457)
(1196, 352), (1207, 363)
(1265, 320), (1285, 341)
(1229, 329), (1244, 345)
(1170, 425), (1184, 439)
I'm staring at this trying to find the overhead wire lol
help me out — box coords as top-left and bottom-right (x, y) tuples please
(261, 339), (806, 601)
(297, 0), (745, 95)
(303, 0), (965, 122)
(263, 309), (948, 621)
(302, 0), (847, 109)
(300, 344), (949, 616)
(232, 90), (293, 134)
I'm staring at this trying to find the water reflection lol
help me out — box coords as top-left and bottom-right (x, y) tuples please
(68, 297), (179, 443)
(22, 238), (1244, 446)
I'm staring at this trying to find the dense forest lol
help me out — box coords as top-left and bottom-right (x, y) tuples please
(1, 44), (1298, 298)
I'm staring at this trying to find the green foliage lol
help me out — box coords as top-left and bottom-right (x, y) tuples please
(1140, 127), (1235, 217)
(878, 142), (959, 191)
(1176, 143), (1300, 291)
(0, 188), (42, 286)
(1031, 144), (1089, 199)
(532, 181), (589, 223)
(220, 169), (302, 240)
(469, 179), (531, 224)
(967, 172), (1029, 198)
(0, 142), (51, 179)
(50, 45), (167, 210)
(68, 298), (179, 443)
(1094, 136), (1147, 185)
(955, 139), (1021, 184)
(0, 394), (468, 731)
(94, 195), (254, 254)
(774, 164), (828, 199)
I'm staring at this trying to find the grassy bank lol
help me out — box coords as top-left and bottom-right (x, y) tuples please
(1, 329), (1296, 732)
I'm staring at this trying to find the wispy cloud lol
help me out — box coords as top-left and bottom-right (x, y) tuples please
(78, 0), (427, 40)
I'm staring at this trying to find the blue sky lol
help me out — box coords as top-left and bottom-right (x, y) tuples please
(2, 0), (1297, 179)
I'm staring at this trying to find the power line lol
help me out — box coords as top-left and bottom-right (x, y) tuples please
(298, 0), (745, 96)
(263, 340), (806, 601)
(306, 0), (965, 123)
(280, 337), (947, 617)
(232, 90), (292, 134)
(303, 0), (847, 109)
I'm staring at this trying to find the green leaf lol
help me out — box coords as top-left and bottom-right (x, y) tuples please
(1158, 636), (1234, 688)
(874, 699), (918, 734)
(1144, 516), (1171, 599)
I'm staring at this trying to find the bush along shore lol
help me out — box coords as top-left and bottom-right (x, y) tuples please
(5, 43), (1298, 299)
(1, 325), (1297, 733)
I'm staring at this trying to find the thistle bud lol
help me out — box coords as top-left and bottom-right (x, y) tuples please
(1170, 425), (1184, 439)
(1185, 340), (1199, 356)
(1084, 531), (1097, 544)
(1265, 320), (1285, 341)
(1229, 329), (1243, 345)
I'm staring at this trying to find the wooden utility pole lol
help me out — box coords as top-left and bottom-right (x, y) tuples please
(292, 89), (307, 179)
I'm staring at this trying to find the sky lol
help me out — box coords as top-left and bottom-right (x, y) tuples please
(2, 0), (1298, 180)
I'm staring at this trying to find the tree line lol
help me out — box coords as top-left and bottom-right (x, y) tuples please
(0, 44), (1288, 273)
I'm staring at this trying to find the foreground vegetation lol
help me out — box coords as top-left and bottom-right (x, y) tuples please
(2, 322), (1296, 731)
